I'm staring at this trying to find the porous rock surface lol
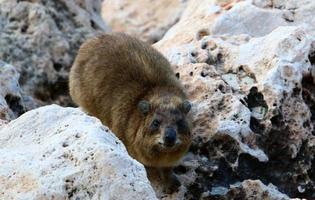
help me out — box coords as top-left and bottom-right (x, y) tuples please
(0, 105), (157, 200)
(101, 0), (188, 44)
(209, 179), (290, 200)
(0, 60), (34, 124)
(150, 0), (315, 199)
(2, 0), (315, 199)
(0, 0), (109, 106)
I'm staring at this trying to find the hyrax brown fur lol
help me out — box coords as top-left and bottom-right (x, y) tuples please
(69, 33), (192, 193)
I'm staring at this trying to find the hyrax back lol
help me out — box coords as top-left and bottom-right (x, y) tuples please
(69, 33), (192, 192)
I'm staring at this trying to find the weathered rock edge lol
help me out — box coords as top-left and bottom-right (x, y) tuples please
(0, 105), (157, 200)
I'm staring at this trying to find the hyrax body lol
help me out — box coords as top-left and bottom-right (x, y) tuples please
(69, 33), (192, 193)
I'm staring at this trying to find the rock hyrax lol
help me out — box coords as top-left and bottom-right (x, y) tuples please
(69, 33), (192, 193)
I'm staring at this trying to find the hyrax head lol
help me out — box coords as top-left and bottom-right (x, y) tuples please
(137, 95), (192, 159)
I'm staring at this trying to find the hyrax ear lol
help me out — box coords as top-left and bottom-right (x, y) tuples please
(182, 100), (192, 114)
(138, 100), (150, 115)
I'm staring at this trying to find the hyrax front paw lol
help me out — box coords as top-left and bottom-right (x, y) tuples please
(163, 174), (181, 194)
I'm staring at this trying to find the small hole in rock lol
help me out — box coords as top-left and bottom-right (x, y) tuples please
(292, 87), (301, 96)
(201, 42), (207, 49)
(174, 165), (188, 174)
(303, 121), (310, 128)
(218, 85), (224, 93)
(200, 71), (207, 77)
(244, 87), (268, 111)
(217, 53), (223, 63)
(53, 62), (63, 71)
(21, 24), (28, 33)
(308, 51), (315, 65)
(175, 73), (180, 79)
(90, 20), (96, 29)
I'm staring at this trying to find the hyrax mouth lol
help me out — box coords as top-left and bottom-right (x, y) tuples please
(157, 129), (183, 152)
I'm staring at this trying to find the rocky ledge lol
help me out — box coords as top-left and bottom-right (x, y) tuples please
(0, 105), (156, 200)
(149, 0), (315, 199)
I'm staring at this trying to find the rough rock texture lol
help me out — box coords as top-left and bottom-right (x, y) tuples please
(209, 179), (290, 200)
(212, 0), (315, 37)
(2, 0), (315, 199)
(0, 0), (109, 106)
(0, 60), (35, 124)
(0, 105), (157, 200)
(101, 0), (188, 44)
(154, 0), (241, 54)
(149, 0), (315, 199)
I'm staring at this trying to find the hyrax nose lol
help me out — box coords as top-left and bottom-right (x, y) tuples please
(164, 127), (177, 147)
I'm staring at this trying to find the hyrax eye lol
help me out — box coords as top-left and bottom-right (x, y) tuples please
(177, 119), (187, 130)
(151, 119), (160, 130)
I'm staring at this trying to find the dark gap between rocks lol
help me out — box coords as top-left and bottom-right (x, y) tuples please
(302, 75), (315, 124)
(5, 94), (25, 117)
(33, 76), (74, 106)
(308, 50), (315, 65)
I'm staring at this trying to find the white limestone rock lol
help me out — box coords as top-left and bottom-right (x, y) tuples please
(101, 0), (187, 43)
(233, 26), (313, 158)
(212, 0), (315, 38)
(152, 1), (315, 199)
(212, 1), (290, 37)
(0, 105), (157, 200)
